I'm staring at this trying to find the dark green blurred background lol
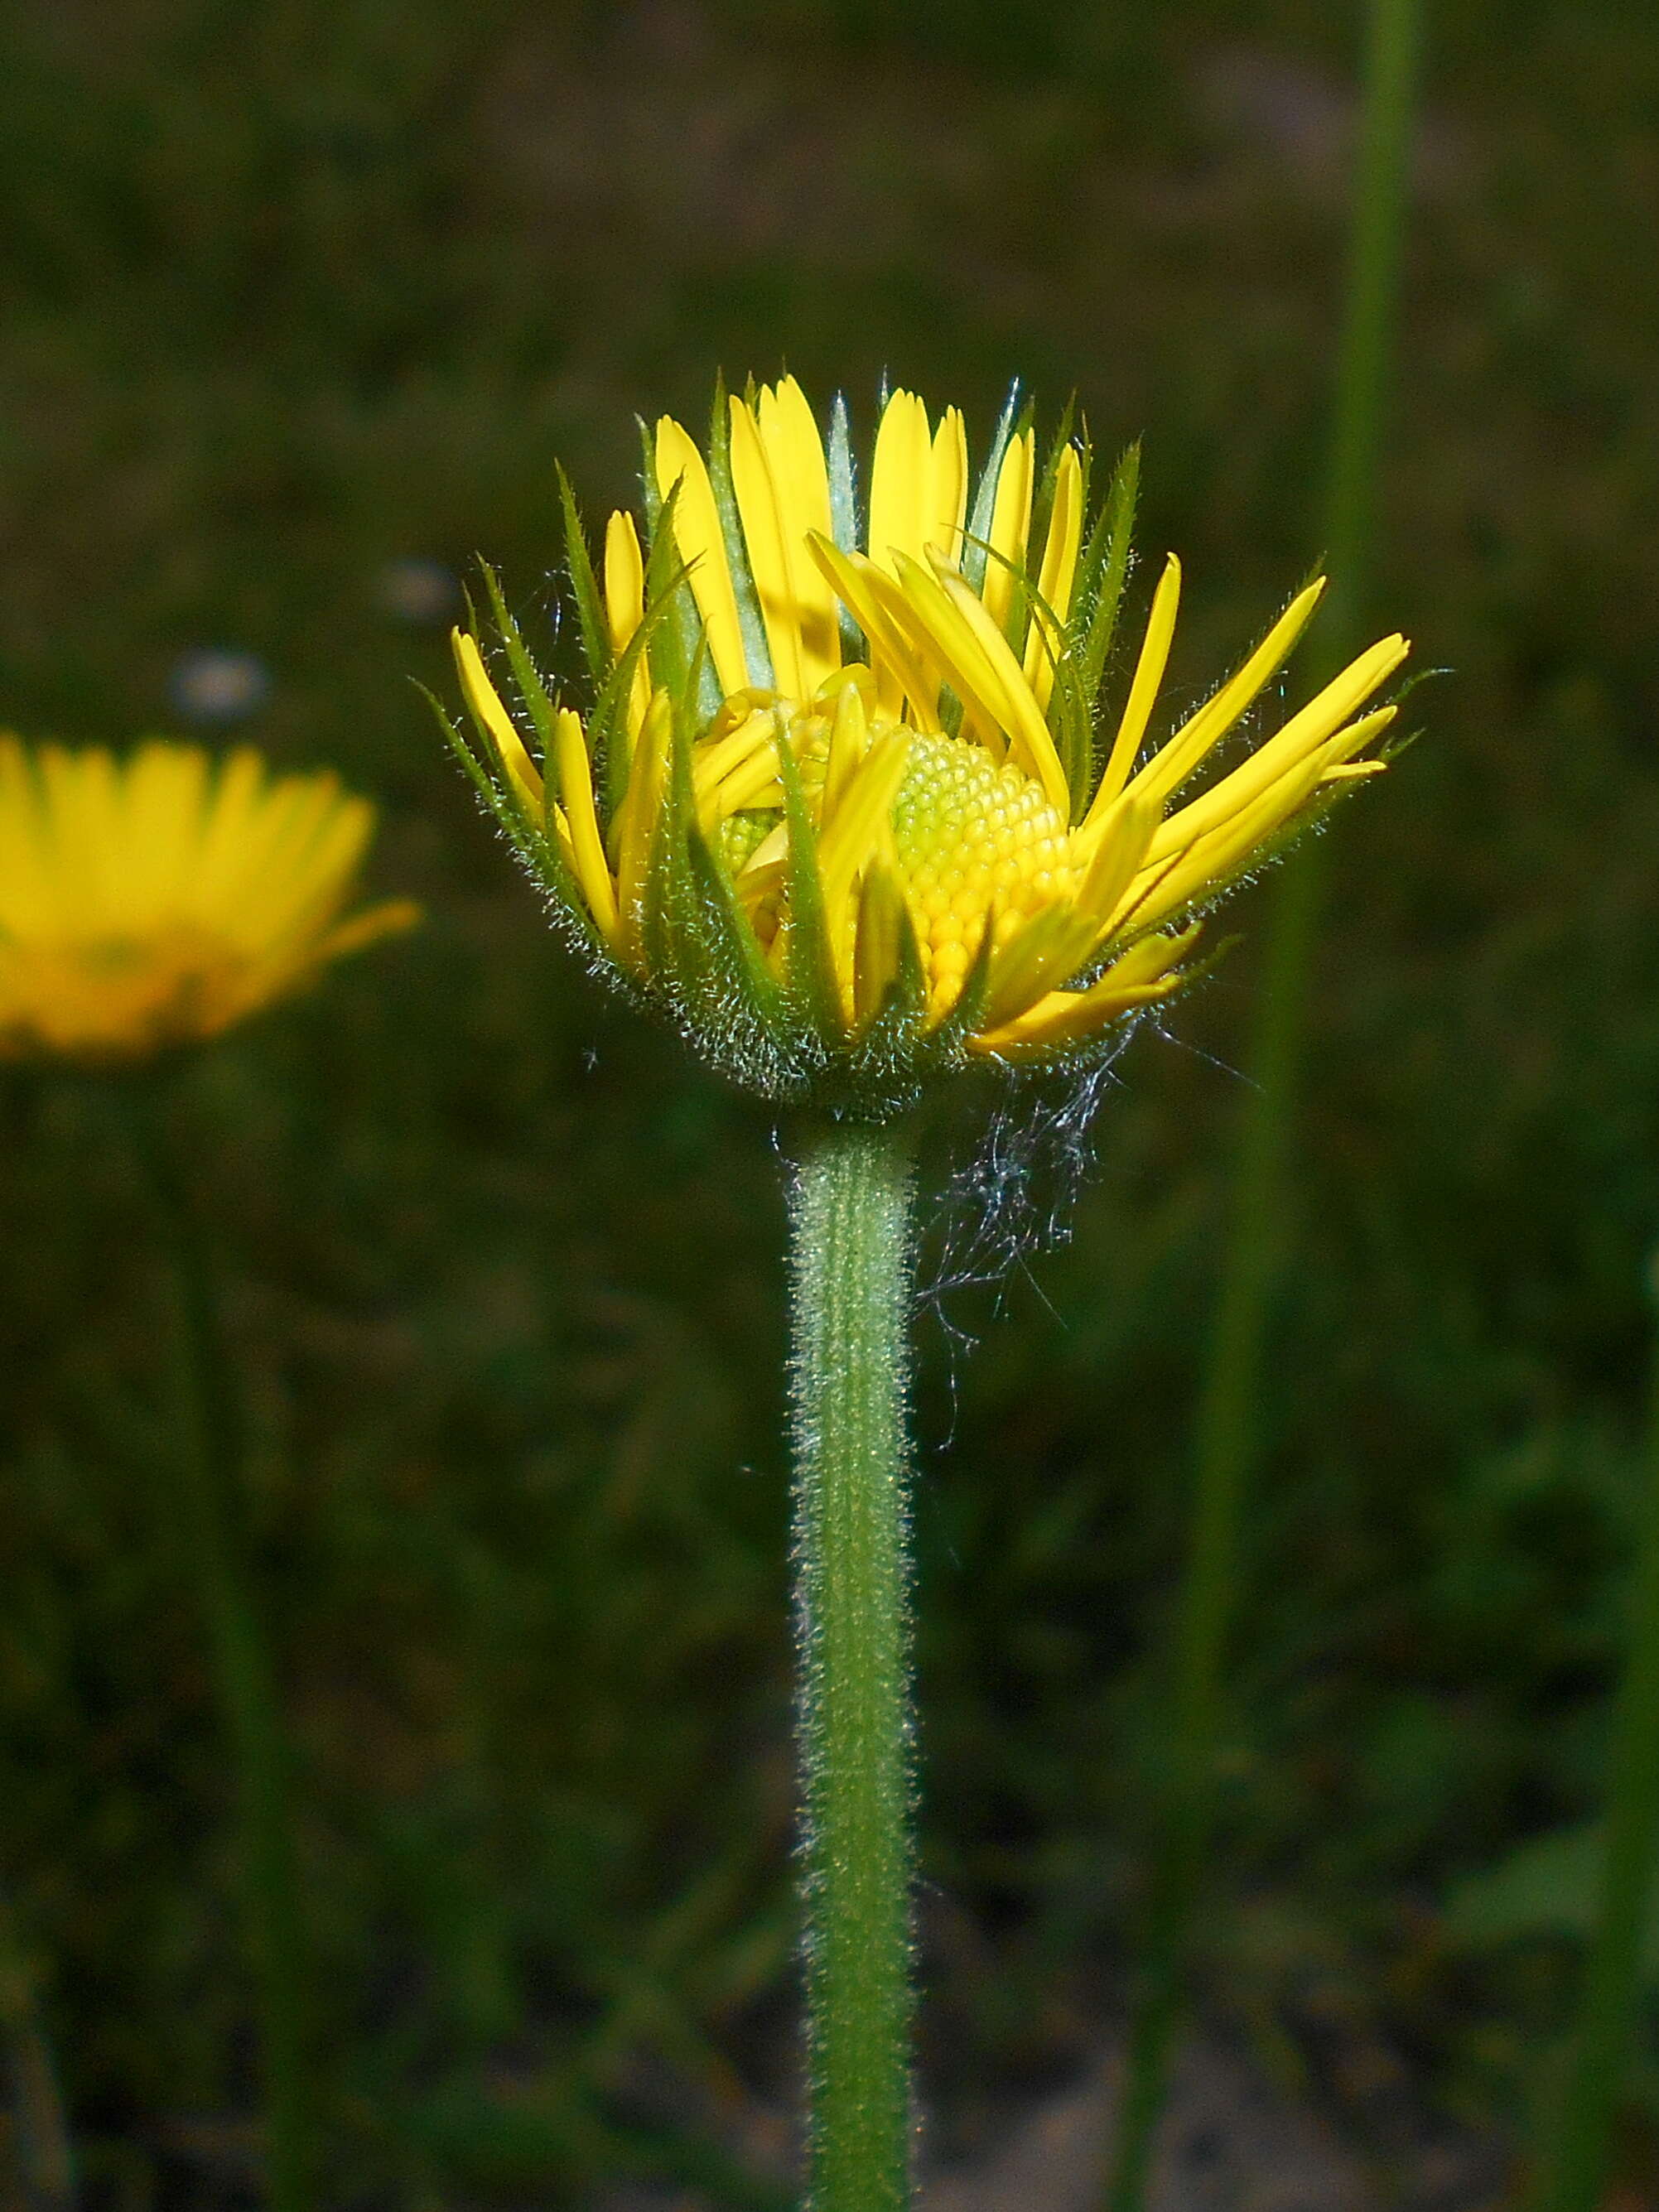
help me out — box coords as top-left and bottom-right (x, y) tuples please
(3, 0), (1658, 2203)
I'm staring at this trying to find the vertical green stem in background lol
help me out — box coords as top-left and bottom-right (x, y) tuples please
(1526, 1262), (1659, 2212)
(785, 1116), (918, 2212)
(1105, 6), (1422, 2206)
(122, 1087), (313, 2212)
(0, 1874), (75, 2212)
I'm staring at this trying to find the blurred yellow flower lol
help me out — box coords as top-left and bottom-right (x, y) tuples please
(0, 737), (417, 1063)
(446, 377), (1406, 1110)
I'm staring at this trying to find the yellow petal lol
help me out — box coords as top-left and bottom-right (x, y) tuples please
(968, 981), (1173, 1056)
(1145, 700), (1397, 869)
(756, 379), (841, 692)
(867, 390), (933, 578)
(452, 629), (543, 811)
(817, 725), (913, 919)
(1022, 445), (1084, 708)
(693, 711), (779, 815)
(891, 552), (1069, 812)
(982, 904), (1096, 1028)
(37, 746), (111, 929)
(930, 407), (969, 566)
(603, 508), (644, 655)
(117, 744), (210, 926)
(979, 797), (1155, 1029)
(1130, 580), (1327, 807)
(1088, 554), (1182, 822)
(729, 394), (811, 700)
(971, 923), (1203, 1056)
(822, 666), (871, 820)
(1096, 925), (1205, 993)
(1075, 789), (1158, 931)
(0, 736), (52, 934)
(708, 746), (785, 819)
(604, 509), (654, 736)
(935, 562), (1070, 809)
(654, 417), (750, 696)
(876, 553), (1011, 757)
(806, 534), (943, 730)
(197, 750), (282, 908)
(231, 787), (372, 945)
(981, 429), (1034, 634)
(740, 821), (789, 878)
(1119, 756), (1333, 936)
(613, 687), (673, 967)
(853, 862), (914, 1029)
(553, 706), (620, 940)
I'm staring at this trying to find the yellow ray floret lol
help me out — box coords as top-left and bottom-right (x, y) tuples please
(603, 510), (653, 738)
(867, 390), (933, 579)
(0, 736), (417, 1063)
(451, 376), (1410, 1090)
(1021, 445), (1084, 708)
(739, 380), (842, 699)
(981, 429), (1035, 634)
(655, 417), (750, 695)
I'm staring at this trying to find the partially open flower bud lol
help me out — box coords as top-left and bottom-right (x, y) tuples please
(441, 378), (1406, 1116)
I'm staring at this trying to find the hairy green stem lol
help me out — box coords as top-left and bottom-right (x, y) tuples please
(1526, 1266), (1659, 2212)
(123, 1087), (314, 2212)
(785, 1116), (918, 2212)
(1105, 6), (1422, 2205)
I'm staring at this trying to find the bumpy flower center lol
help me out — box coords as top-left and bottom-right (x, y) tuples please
(709, 689), (1081, 1013)
(888, 732), (1079, 1002)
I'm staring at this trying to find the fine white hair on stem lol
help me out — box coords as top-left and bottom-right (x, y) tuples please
(921, 1027), (1141, 1319)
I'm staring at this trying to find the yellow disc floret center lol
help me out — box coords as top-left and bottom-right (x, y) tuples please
(704, 682), (1083, 1018)
(887, 731), (1079, 1008)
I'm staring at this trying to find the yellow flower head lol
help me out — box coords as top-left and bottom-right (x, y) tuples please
(444, 378), (1407, 1113)
(0, 736), (418, 1064)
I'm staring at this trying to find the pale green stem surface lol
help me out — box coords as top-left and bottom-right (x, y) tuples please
(1526, 1268), (1659, 2212)
(1105, 6), (1422, 2205)
(123, 1087), (314, 2212)
(785, 1116), (919, 2212)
